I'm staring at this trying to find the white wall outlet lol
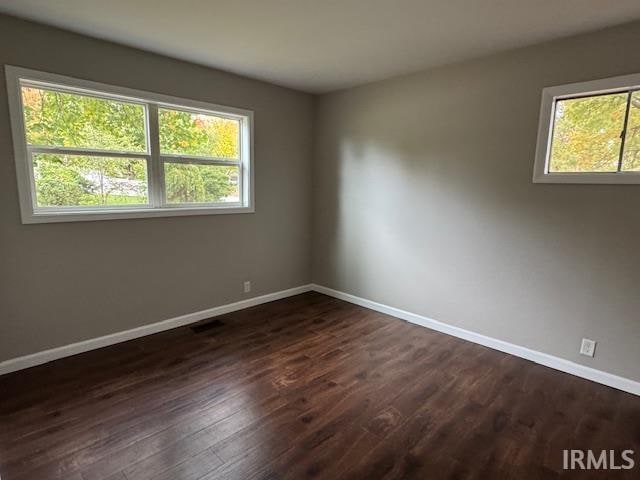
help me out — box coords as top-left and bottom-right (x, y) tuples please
(243, 281), (251, 293)
(580, 338), (596, 357)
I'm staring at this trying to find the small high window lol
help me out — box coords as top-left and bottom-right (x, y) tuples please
(533, 73), (640, 184)
(6, 66), (253, 223)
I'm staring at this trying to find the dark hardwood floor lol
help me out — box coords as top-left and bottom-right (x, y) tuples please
(1, 292), (639, 480)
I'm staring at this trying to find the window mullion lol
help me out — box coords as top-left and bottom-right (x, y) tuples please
(146, 103), (164, 207)
(160, 156), (241, 167)
(617, 91), (633, 172)
(27, 145), (149, 159)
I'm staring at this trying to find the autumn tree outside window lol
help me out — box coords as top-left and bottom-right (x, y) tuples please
(533, 73), (640, 184)
(6, 66), (253, 223)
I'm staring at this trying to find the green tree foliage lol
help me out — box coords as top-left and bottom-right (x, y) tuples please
(165, 163), (238, 204)
(159, 108), (239, 158)
(23, 87), (146, 151)
(34, 155), (95, 206)
(33, 154), (148, 207)
(22, 87), (238, 207)
(550, 91), (640, 173)
(549, 93), (627, 172)
(159, 108), (238, 203)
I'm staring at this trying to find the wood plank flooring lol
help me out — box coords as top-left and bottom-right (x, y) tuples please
(1, 292), (639, 479)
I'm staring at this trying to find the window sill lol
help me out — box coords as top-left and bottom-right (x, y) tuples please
(533, 172), (640, 184)
(22, 205), (255, 224)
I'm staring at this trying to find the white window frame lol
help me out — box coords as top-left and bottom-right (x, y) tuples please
(5, 65), (254, 223)
(533, 72), (640, 184)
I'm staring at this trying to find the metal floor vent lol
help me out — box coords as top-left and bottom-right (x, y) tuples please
(190, 319), (225, 333)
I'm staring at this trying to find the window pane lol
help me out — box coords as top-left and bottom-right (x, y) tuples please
(33, 154), (148, 208)
(622, 91), (640, 171)
(22, 86), (147, 152)
(159, 108), (240, 159)
(549, 93), (627, 172)
(164, 163), (239, 204)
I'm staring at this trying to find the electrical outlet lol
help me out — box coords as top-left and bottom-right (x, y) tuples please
(243, 281), (251, 293)
(580, 338), (596, 357)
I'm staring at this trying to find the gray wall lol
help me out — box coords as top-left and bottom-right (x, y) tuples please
(0, 15), (315, 361)
(313, 21), (640, 381)
(2, 14), (639, 384)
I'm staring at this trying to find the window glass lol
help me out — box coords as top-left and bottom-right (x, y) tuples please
(164, 163), (239, 204)
(159, 108), (240, 159)
(22, 86), (146, 152)
(549, 93), (627, 173)
(33, 154), (148, 208)
(7, 67), (252, 222)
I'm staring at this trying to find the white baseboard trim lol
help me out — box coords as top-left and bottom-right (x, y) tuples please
(0, 284), (313, 376)
(311, 284), (640, 397)
(3, 282), (638, 397)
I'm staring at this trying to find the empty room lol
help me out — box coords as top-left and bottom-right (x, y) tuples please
(1, 1), (640, 479)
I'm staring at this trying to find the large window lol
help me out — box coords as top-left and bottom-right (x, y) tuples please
(533, 73), (640, 184)
(6, 66), (253, 223)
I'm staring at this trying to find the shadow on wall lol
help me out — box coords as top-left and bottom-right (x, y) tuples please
(313, 74), (640, 381)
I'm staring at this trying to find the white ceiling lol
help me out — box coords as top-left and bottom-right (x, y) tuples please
(1, 0), (640, 93)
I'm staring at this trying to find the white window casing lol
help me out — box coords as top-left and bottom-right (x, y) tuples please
(5, 65), (254, 223)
